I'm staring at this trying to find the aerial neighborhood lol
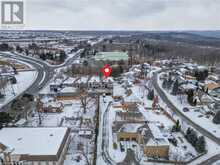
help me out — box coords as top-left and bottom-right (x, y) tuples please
(0, 31), (220, 165)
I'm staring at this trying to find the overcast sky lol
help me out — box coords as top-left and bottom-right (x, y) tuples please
(23, 0), (220, 30)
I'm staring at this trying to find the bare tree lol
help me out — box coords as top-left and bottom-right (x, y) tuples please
(82, 144), (91, 165)
(0, 76), (8, 94)
(79, 89), (89, 114)
(36, 97), (43, 125)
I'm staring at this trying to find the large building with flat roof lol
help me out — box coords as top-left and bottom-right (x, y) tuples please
(93, 52), (129, 61)
(0, 127), (70, 165)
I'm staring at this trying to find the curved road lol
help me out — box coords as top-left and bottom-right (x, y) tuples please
(101, 101), (117, 165)
(152, 73), (220, 164)
(198, 154), (220, 165)
(0, 50), (81, 111)
(152, 73), (220, 145)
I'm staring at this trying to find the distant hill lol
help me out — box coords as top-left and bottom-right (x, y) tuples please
(187, 31), (220, 39)
(130, 31), (220, 47)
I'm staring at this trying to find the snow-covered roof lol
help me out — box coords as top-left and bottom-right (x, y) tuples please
(50, 79), (63, 85)
(15, 119), (26, 126)
(0, 127), (68, 155)
(113, 84), (126, 97)
(179, 68), (188, 74)
(78, 130), (92, 136)
(147, 123), (169, 146)
(63, 77), (78, 84)
(146, 137), (169, 146)
(180, 83), (197, 90)
(120, 123), (144, 133)
(102, 77), (114, 83)
(124, 94), (141, 103)
(197, 65), (208, 71)
(208, 75), (219, 82)
(60, 87), (77, 93)
(88, 76), (101, 83)
(200, 94), (214, 103)
(148, 123), (164, 139)
(43, 101), (63, 108)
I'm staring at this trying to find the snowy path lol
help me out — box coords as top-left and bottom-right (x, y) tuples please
(101, 101), (117, 165)
(97, 95), (142, 165)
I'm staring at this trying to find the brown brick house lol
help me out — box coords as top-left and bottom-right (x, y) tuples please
(113, 111), (169, 159)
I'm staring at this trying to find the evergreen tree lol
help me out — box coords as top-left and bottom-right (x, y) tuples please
(213, 111), (220, 124)
(172, 119), (181, 132)
(172, 79), (179, 95)
(10, 76), (17, 84)
(111, 66), (123, 77)
(195, 70), (209, 81)
(59, 50), (66, 62)
(186, 129), (198, 146)
(0, 43), (12, 51)
(162, 79), (168, 89)
(16, 45), (23, 53)
(196, 136), (206, 153)
(167, 76), (173, 89)
(185, 127), (192, 139)
(0, 112), (13, 125)
(147, 89), (154, 100)
(187, 89), (194, 105)
(25, 49), (29, 56)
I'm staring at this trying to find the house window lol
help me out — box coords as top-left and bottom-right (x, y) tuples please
(120, 138), (124, 141)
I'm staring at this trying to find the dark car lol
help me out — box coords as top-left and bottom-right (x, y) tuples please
(183, 107), (189, 112)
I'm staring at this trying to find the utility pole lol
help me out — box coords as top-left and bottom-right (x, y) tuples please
(92, 93), (100, 165)
(129, 45), (133, 67)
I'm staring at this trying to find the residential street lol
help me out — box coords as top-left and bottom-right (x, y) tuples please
(152, 73), (220, 145)
(0, 50), (81, 111)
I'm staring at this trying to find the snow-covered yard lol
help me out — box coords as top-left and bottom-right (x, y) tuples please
(25, 97), (97, 165)
(0, 71), (37, 109)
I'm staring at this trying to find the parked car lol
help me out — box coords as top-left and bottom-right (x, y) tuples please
(183, 107), (189, 112)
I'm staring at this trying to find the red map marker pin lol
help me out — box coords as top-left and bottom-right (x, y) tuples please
(101, 64), (112, 77)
